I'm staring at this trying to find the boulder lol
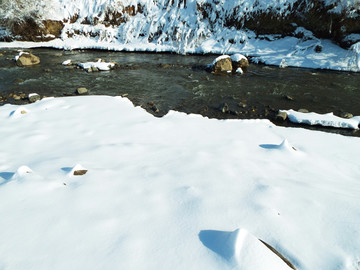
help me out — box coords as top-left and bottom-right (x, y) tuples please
(212, 55), (232, 73)
(231, 54), (249, 72)
(16, 53), (40, 66)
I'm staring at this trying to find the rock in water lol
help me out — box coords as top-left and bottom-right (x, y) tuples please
(276, 111), (288, 121)
(298, 109), (309, 113)
(77, 87), (88, 95)
(16, 53), (40, 66)
(212, 55), (233, 73)
(28, 93), (40, 103)
(231, 54), (249, 72)
(341, 112), (354, 119)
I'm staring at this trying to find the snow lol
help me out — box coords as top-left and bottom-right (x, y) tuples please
(236, 67), (244, 74)
(230, 53), (247, 62)
(0, 95), (360, 270)
(62, 59), (72, 65)
(78, 59), (116, 71)
(13, 51), (28, 61)
(280, 109), (360, 129)
(199, 228), (293, 270)
(1, 0), (360, 71)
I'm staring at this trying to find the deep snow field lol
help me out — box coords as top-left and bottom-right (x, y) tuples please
(0, 96), (360, 270)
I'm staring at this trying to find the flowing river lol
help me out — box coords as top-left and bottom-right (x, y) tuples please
(1, 48), (360, 136)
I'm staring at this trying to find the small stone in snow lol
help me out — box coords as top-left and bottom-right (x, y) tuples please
(73, 169), (88, 176)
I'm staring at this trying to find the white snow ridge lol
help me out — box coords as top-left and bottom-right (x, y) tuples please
(199, 228), (294, 270)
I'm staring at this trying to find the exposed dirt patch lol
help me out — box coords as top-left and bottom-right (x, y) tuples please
(8, 18), (63, 41)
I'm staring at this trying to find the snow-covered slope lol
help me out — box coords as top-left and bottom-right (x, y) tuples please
(1, 0), (360, 71)
(0, 96), (360, 270)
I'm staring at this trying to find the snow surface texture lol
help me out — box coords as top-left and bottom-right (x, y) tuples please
(1, 0), (360, 71)
(0, 96), (360, 270)
(281, 109), (360, 129)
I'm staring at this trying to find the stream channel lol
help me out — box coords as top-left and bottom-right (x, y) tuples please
(1, 48), (360, 137)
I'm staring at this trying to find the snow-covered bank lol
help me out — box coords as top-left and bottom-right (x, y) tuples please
(0, 96), (360, 270)
(1, 34), (358, 71)
(1, 0), (360, 71)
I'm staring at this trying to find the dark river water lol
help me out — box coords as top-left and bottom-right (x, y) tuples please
(1, 48), (360, 136)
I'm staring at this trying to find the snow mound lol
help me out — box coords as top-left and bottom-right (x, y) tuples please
(280, 109), (360, 129)
(67, 164), (88, 177)
(231, 53), (247, 62)
(9, 107), (29, 118)
(260, 139), (298, 152)
(199, 228), (293, 270)
(13, 166), (33, 178)
(78, 59), (115, 71)
(278, 139), (297, 152)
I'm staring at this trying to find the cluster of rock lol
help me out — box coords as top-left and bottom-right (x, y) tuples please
(211, 54), (249, 74)
(0, 92), (42, 104)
